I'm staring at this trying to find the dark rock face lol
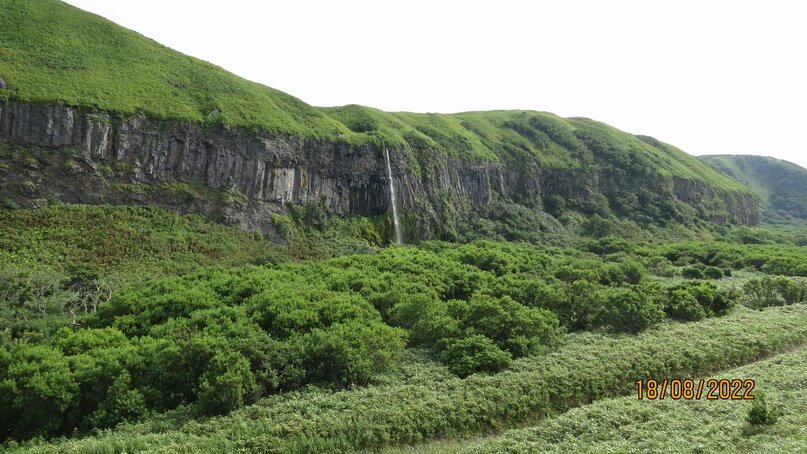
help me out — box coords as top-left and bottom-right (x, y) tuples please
(0, 76), (6, 89)
(0, 100), (759, 238)
(0, 100), (498, 237)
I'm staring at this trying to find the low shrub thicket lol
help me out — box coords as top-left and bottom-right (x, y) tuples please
(12, 305), (806, 453)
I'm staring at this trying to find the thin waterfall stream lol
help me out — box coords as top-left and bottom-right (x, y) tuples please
(384, 148), (403, 244)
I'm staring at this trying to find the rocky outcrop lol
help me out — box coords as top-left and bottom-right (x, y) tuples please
(0, 100), (508, 237)
(0, 100), (759, 239)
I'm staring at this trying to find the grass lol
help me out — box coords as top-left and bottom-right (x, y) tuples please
(8, 304), (807, 453)
(0, 0), (350, 140)
(702, 155), (807, 223)
(459, 346), (807, 453)
(0, 0), (766, 195)
(0, 204), (280, 281)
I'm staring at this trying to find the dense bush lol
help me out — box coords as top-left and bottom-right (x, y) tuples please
(743, 276), (807, 308)
(663, 282), (738, 321)
(665, 289), (707, 321)
(438, 335), (513, 377)
(682, 266), (706, 279)
(4, 229), (807, 444)
(746, 392), (780, 428)
(593, 286), (665, 334)
(653, 241), (807, 277)
(20, 305), (807, 453)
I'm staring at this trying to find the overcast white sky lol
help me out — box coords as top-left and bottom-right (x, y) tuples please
(64, 0), (806, 168)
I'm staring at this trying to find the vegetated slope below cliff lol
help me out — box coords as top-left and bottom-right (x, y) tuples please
(0, 0), (759, 240)
(702, 155), (807, 224)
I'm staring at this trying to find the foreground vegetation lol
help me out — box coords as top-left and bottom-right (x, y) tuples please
(5, 305), (806, 453)
(460, 346), (807, 453)
(4, 205), (807, 449)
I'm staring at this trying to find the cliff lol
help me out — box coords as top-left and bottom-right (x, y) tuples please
(0, 0), (760, 240)
(0, 100), (759, 240)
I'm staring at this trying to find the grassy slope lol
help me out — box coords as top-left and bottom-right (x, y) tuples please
(461, 346), (807, 453)
(0, 0), (350, 139)
(0, 204), (280, 281)
(0, 0), (754, 194)
(702, 155), (807, 222)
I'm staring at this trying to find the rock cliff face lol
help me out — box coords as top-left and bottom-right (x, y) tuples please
(0, 100), (759, 239)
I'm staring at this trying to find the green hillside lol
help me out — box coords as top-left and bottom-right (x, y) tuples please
(702, 155), (807, 223)
(0, 0), (756, 204)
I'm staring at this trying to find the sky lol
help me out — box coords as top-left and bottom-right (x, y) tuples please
(63, 0), (807, 168)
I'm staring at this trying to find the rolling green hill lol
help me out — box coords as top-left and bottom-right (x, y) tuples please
(0, 0), (349, 139)
(0, 0), (754, 181)
(0, 0), (761, 236)
(702, 155), (807, 224)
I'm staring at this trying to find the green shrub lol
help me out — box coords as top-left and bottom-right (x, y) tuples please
(587, 236), (636, 255)
(666, 289), (707, 321)
(594, 287), (666, 333)
(87, 370), (147, 428)
(703, 266), (724, 279)
(665, 282), (737, 318)
(293, 322), (407, 387)
(744, 276), (807, 308)
(449, 294), (564, 357)
(196, 352), (256, 416)
(682, 266), (706, 279)
(746, 393), (780, 427)
(0, 344), (78, 439)
(438, 335), (513, 377)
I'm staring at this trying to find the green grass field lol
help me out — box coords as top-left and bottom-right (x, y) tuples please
(457, 346), (807, 453)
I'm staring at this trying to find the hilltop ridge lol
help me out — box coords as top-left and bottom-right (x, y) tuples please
(0, 0), (759, 239)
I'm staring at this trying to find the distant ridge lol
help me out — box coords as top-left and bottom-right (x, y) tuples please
(701, 155), (807, 224)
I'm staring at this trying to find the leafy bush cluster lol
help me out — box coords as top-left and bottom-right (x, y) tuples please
(655, 241), (807, 277)
(664, 282), (737, 321)
(0, 266), (407, 439)
(14, 305), (807, 453)
(0, 239), (741, 440)
(743, 275), (807, 308)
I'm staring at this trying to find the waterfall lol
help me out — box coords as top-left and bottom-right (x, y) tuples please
(384, 148), (403, 244)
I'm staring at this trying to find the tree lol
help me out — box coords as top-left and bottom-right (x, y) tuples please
(665, 289), (707, 321)
(0, 344), (78, 438)
(196, 351), (256, 416)
(594, 288), (665, 334)
(554, 280), (605, 331)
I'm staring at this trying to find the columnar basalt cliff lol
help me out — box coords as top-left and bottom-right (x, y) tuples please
(0, 0), (764, 242)
(0, 100), (507, 238)
(0, 100), (759, 239)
